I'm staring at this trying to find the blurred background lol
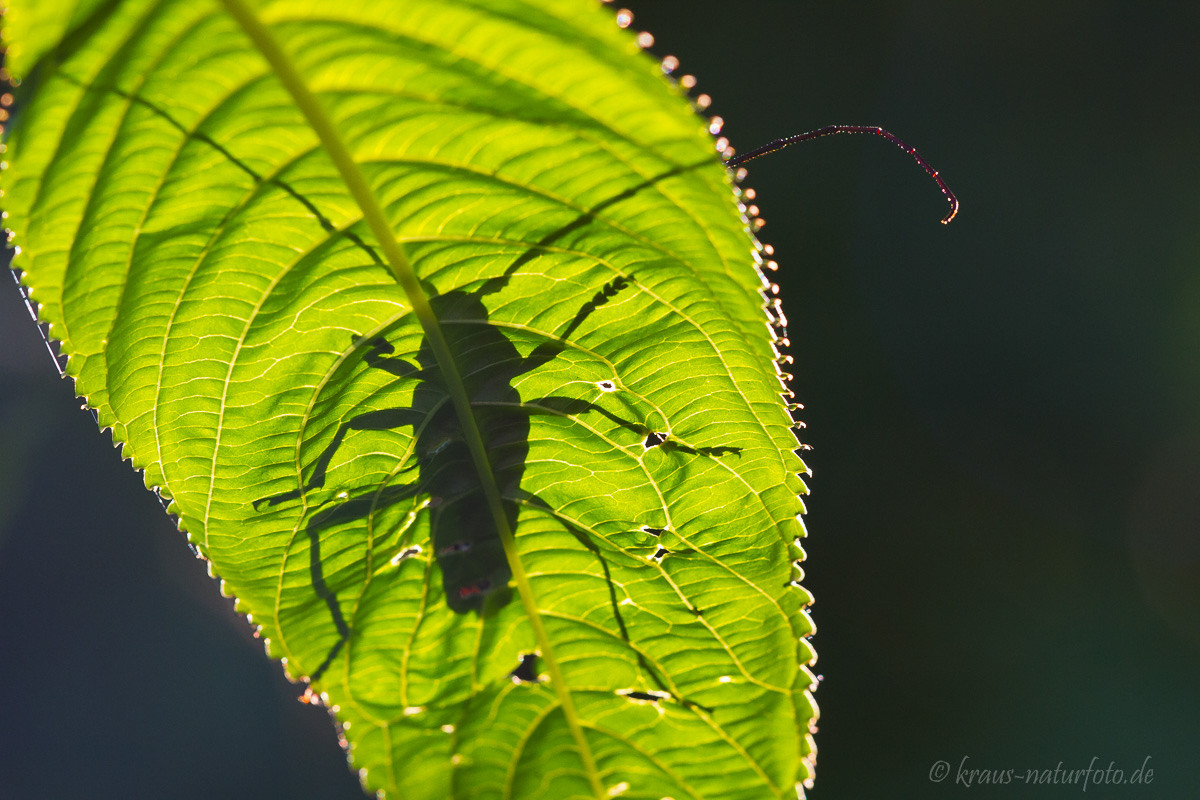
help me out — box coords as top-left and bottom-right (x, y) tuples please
(2, 1), (1197, 797)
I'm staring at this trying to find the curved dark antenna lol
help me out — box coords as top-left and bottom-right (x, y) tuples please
(727, 125), (959, 224)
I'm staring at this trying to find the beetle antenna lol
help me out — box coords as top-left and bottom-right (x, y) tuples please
(726, 125), (959, 224)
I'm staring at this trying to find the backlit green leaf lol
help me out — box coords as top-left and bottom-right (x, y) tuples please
(3, 1), (816, 797)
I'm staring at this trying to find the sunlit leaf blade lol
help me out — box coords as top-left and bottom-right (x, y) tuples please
(3, 0), (817, 797)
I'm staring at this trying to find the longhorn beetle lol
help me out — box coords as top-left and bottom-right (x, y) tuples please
(253, 122), (954, 682)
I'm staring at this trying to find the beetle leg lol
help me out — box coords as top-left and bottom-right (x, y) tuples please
(304, 479), (424, 683)
(352, 334), (421, 378)
(255, 408), (426, 509)
(516, 492), (714, 715)
(521, 396), (742, 458)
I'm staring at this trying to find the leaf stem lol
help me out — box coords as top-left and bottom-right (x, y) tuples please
(215, 1), (604, 795)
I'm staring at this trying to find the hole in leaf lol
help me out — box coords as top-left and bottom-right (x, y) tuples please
(639, 525), (667, 536)
(643, 431), (667, 449)
(596, 380), (616, 392)
(390, 545), (422, 566)
(510, 653), (540, 683)
(618, 689), (670, 703)
(650, 547), (669, 561)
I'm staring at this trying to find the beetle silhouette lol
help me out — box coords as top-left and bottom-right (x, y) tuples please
(257, 270), (739, 681)
(259, 272), (635, 604)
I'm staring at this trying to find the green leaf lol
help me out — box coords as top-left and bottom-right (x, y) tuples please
(3, 0), (817, 797)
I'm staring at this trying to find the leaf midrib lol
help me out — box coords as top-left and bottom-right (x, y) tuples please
(214, 1), (606, 797)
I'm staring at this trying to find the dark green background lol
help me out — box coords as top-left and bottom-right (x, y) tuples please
(2, 1), (1197, 797)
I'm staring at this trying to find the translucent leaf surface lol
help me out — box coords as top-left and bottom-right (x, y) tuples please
(3, 0), (816, 797)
